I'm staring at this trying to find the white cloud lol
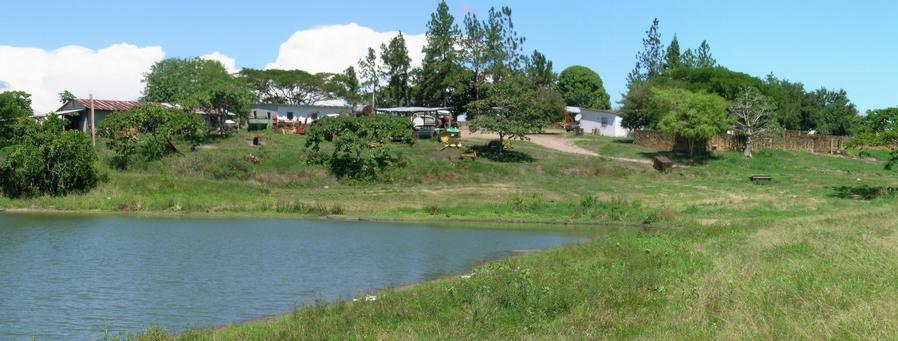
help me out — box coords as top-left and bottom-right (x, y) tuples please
(266, 23), (425, 73)
(200, 51), (238, 73)
(0, 43), (165, 113)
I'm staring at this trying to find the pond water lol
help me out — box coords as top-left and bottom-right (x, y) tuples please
(0, 214), (583, 340)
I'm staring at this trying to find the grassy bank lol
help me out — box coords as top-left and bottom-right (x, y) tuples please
(7, 132), (898, 339)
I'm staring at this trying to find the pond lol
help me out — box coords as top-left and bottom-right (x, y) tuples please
(0, 214), (584, 340)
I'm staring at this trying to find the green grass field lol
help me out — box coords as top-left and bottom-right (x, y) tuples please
(7, 131), (898, 339)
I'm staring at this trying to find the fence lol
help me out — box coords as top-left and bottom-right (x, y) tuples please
(632, 130), (852, 155)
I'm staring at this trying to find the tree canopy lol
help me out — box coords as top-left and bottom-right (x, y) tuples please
(239, 68), (338, 106)
(0, 91), (32, 146)
(467, 75), (564, 153)
(415, 0), (464, 107)
(655, 88), (731, 155)
(142, 58), (251, 127)
(557, 66), (610, 109)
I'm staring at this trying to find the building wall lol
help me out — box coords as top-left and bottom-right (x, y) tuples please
(579, 109), (629, 137)
(252, 104), (351, 121)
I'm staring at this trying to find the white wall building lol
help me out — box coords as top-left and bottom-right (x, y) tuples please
(566, 106), (630, 137)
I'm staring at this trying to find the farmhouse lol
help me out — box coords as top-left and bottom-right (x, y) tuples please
(51, 99), (236, 132)
(566, 106), (629, 137)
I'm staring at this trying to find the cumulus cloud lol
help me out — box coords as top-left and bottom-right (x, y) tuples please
(266, 23), (425, 73)
(200, 51), (238, 73)
(0, 43), (165, 113)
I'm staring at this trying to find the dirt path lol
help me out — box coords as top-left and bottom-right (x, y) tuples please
(462, 126), (651, 164)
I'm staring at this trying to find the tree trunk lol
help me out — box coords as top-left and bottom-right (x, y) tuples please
(744, 134), (753, 158)
(498, 132), (505, 155)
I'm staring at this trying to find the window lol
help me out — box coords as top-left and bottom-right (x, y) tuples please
(252, 110), (257, 118)
(287, 112), (294, 120)
(600, 117), (609, 127)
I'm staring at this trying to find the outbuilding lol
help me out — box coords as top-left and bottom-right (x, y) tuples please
(565, 106), (629, 137)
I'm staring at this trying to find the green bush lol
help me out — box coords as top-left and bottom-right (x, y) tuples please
(0, 115), (99, 198)
(98, 104), (207, 169)
(305, 116), (413, 181)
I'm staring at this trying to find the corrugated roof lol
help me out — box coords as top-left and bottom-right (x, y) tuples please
(74, 99), (144, 111)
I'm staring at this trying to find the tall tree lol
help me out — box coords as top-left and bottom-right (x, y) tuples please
(557, 66), (610, 109)
(379, 33), (412, 107)
(239, 69), (336, 105)
(142, 58), (251, 130)
(416, 0), (463, 107)
(629, 18), (665, 83)
(0, 91), (32, 146)
(681, 48), (697, 68)
(462, 12), (487, 100)
(695, 40), (717, 68)
(358, 48), (381, 108)
(524, 50), (557, 89)
(483, 6), (525, 82)
(664, 35), (681, 71)
(332, 66), (362, 113)
(731, 87), (775, 157)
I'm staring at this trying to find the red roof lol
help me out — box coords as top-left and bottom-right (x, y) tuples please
(75, 99), (144, 111)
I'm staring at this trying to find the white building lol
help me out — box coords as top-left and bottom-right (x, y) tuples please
(249, 103), (354, 128)
(566, 106), (629, 137)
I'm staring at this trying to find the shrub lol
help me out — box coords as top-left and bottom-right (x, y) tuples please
(305, 116), (413, 181)
(0, 115), (100, 198)
(98, 104), (207, 169)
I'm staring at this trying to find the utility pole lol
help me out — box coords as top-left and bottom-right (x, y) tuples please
(90, 94), (96, 146)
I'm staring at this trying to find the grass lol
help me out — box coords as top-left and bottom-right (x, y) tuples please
(7, 130), (898, 339)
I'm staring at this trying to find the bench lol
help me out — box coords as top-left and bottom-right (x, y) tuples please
(459, 152), (478, 161)
(749, 175), (772, 182)
(652, 156), (673, 172)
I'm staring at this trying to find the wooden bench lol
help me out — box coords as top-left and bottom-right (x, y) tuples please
(749, 175), (772, 182)
(459, 152), (477, 161)
(652, 156), (673, 172)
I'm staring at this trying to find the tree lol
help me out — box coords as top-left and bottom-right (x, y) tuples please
(358, 48), (381, 107)
(142, 58), (251, 131)
(629, 18), (665, 83)
(681, 48), (697, 68)
(654, 88), (731, 157)
(58, 90), (77, 104)
(332, 66), (362, 113)
(482, 6), (525, 82)
(467, 75), (564, 154)
(416, 0), (464, 107)
(731, 87), (775, 157)
(850, 107), (898, 169)
(379, 33), (412, 107)
(0, 115), (99, 198)
(523, 50), (557, 89)
(664, 35), (682, 72)
(462, 12), (488, 100)
(804, 88), (858, 136)
(695, 40), (717, 68)
(0, 91), (32, 146)
(98, 104), (207, 169)
(620, 83), (664, 130)
(558, 66), (610, 109)
(239, 69), (337, 105)
(763, 74), (806, 130)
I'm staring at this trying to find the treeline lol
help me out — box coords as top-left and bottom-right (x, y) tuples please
(621, 19), (860, 136)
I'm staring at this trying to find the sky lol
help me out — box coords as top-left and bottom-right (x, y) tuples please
(1, 0), (896, 113)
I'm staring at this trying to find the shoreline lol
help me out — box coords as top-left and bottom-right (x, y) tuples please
(0, 206), (672, 233)
(204, 248), (551, 334)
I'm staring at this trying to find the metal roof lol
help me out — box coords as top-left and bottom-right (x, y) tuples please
(74, 99), (144, 111)
(376, 107), (450, 113)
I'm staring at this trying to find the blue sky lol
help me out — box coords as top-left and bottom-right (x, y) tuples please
(1, 0), (896, 113)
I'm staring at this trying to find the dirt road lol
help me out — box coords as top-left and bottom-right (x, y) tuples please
(461, 127), (651, 164)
